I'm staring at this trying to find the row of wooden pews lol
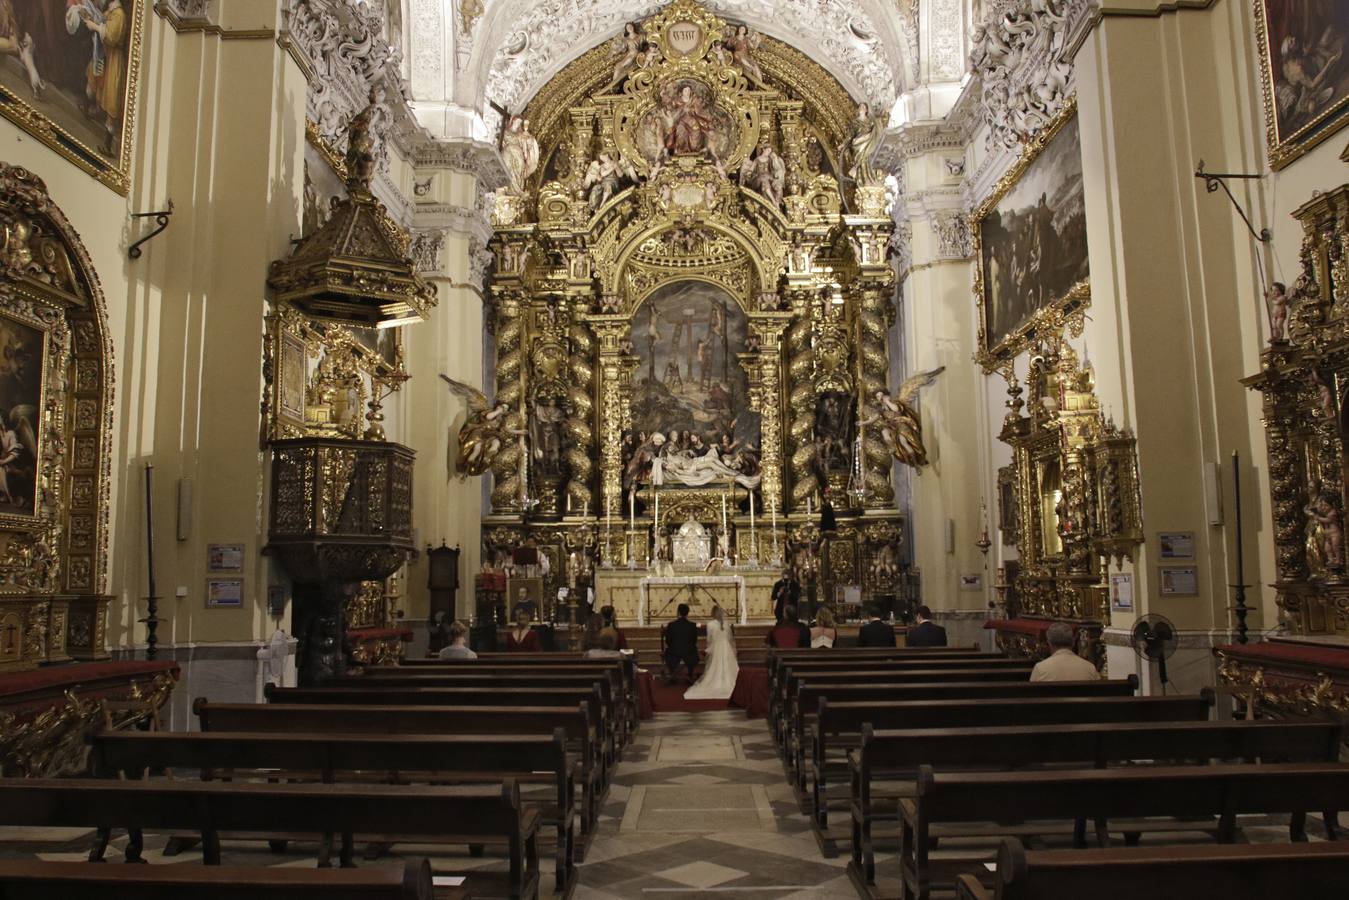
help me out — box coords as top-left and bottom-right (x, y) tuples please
(0, 651), (639, 900)
(763, 644), (1348, 900)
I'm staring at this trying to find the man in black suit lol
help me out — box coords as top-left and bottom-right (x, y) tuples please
(905, 605), (948, 647)
(856, 603), (896, 648)
(664, 603), (700, 684)
(772, 568), (801, 623)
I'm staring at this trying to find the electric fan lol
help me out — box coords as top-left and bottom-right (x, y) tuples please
(1130, 613), (1178, 693)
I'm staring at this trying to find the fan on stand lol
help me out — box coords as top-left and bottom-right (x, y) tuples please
(1131, 613), (1178, 694)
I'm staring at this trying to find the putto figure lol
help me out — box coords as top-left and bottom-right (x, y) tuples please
(862, 367), (946, 469)
(439, 375), (524, 478)
(1265, 281), (1290, 344)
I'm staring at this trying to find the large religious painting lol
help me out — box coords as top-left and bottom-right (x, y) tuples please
(634, 78), (738, 166)
(975, 103), (1089, 364)
(1255, 0), (1349, 169)
(0, 312), (43, 520)
(626, 280), (761, 490)
(0, 0), (144, 193)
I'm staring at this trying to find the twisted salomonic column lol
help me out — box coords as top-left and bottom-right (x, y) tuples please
(490, 290), (525, 513)
(786, 289), (817, 510)
(857, 284), (895, 506)
(566, 316), (596, 513)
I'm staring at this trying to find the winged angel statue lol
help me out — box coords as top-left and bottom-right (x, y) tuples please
(440, 375), (522, 479)
(861, 367), (946, 469)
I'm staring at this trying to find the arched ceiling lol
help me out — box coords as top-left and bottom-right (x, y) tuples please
(464, 0), (914, 116)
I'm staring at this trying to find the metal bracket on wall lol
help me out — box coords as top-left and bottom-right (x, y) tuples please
(128, 200), (175, 259)
(1194, 161), (1270, 244)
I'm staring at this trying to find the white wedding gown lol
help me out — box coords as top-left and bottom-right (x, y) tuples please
(685, 618), (740, 700)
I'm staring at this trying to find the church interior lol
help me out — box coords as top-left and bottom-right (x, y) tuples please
(0, 0), (1348, 896)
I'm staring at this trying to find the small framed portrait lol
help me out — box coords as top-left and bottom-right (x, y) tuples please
(1254, 1), (1349, 169)
(1158, 566), (1198, 597)
(206, 578), (244, 608)
(974, 99), (1090, 367)
(507, 576), (544, 620)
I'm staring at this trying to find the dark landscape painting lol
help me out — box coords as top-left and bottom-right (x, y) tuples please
(979, 114), (1089, 354)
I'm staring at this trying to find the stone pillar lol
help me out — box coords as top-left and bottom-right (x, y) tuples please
(401, 143), (504, 620)
(891, 122), (988, 630)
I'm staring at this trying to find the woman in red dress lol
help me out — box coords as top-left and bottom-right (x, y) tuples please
(506, 606), (541, 652)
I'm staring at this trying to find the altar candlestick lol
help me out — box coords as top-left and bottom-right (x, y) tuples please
(771, 497), (780, 564)
(629, 490), (636, 567)
(749, 492), (757, 563)
(653, 488), (660, 561)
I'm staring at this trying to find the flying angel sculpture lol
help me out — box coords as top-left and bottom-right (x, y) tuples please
(861, 367), (946, 469)
(440, 375), (523, 478)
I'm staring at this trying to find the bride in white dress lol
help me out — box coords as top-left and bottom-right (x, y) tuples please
(684, 604), (739, 700)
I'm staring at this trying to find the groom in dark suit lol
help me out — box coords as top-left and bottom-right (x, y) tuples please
(906, 605), (948, 647)
(664, 604), (700, 684)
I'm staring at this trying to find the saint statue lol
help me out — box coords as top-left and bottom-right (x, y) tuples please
(500, 116), (540, 196)
(739, 137), (786, 208)
(725, 24), (765, 86)
(439, 376), (525, 477)
(665, 84), (715, 155)
(844, 101), (883, 185)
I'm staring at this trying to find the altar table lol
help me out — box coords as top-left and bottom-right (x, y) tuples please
(638, 576), (747, 626)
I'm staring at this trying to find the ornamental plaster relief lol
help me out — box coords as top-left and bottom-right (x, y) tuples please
(434, 0), (912, 126)
(158, 0), (212, 19)
(968, 0), (1096, 150)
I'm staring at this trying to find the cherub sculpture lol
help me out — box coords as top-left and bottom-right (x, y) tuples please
(1305, 490), (1345, 572)
(862, 367), (946, 468)
(1265, 280), (1289, 344)
(440, 375), (523, 478)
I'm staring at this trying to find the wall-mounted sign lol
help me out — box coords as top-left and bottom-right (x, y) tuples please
(206, 578), (244, 608)
(1158, 532), (1194, 559)
(1110, 573), (1134, 611)
(1159, 566), (1198, 597)
(208, 543), (245, 573)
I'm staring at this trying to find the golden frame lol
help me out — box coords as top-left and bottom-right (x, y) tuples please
(1253, 0), (1349, 171)
(0, 0), (146, 195)
(972, 97), (1090, 370)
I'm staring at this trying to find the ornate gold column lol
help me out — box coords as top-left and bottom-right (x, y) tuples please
(786, 288), (818, 511)
(855, 281), (897, 508)
(587, 314), (630, 561)
(565, 293), (597, 515)
(489, 254), (529, 515)
(751, 307), (792, 531)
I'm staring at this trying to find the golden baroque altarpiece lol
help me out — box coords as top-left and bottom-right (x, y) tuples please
(1245, 184), (1349, 639)
(991, 311), (1143, 666)
(0, 164), (116, 674)
(483, 1), (906, 617)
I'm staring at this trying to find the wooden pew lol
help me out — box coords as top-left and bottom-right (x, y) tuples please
(0, 859), (434, 900)
(774, 665), (1036, 757)
(195, 700), (603, 834)
(769, 656), (1025, 747)
(0, 779), (541, 899)
(264, 683), (617, 786)
(793, 678), (1139, 797)
(849, 719), (1345, 884)
(91, 729), (577, 889)
(369, 659), (639, 739)
(899, 762), (1349, 900)
(325, 671), (632, 752)
(955, 838), (1349, 900)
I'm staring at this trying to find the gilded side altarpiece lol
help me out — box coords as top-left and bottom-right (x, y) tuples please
(482, 1), (907, 616)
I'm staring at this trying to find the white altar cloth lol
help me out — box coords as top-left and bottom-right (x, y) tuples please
(637, 575), (748, 626)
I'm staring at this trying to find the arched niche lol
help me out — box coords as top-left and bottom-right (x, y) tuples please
(0, 165), (115, 671)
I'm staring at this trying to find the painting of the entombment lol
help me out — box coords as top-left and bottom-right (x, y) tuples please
(0, 314), (44, 520)
(0, 0), (142, 191)
(625, 281), (760, 491)
(977, 111), (1089, 357)
(1257, 0), (1349, 165)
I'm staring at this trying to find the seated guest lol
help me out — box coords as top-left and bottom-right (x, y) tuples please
(437, 620), (477, 659)
(584, 631), (624, 659)
(857, 603), (896, 647)
(810, 607), (837, 649)
(506, 606), (542, 652)
(599, 604), (629, 650)
(664, 604), (700, 684)
(1031, 622), (1100, 681)
(905, 605), (947, 647)
(427, 611), (451, 655)
(580, 612), (604, 652)
(766, 605), (811, 648)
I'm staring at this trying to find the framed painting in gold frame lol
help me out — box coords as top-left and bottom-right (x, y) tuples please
(1254, 0), (1349, 170)
(973, 98), (1090, 369)
(0, 308), (48, 523)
